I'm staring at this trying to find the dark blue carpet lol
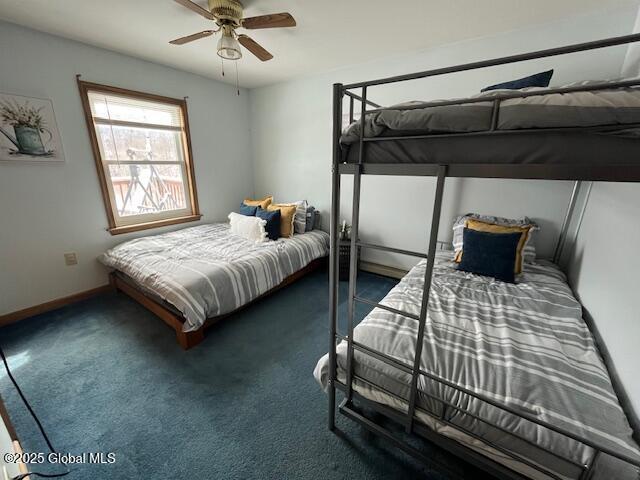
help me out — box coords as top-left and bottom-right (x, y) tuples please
(0, 269), (491, 480)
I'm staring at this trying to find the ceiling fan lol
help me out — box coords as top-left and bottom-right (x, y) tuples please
(169, 0), (296, 62)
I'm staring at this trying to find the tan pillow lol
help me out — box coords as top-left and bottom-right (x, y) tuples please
(455, 219), (531, 274)
(243, 195), (273, 210)
(267, 203), (297, 238)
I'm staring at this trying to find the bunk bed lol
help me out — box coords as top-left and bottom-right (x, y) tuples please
(319, 33), (640, 480)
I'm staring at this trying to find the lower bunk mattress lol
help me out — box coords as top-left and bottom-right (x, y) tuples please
(100, 223), (329, 331)
(314, 252), (640, 480)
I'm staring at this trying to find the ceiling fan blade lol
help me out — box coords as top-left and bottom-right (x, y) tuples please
(169, 30), (215, 45)
(173, 0), (214, 20)
(242, 12), (296, 29)
(237, 35), (273, 61)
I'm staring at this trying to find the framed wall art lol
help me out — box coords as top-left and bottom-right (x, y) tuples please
(0, 92), (65, 162)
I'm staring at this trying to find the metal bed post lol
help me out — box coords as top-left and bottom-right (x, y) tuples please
(553, 180), (581, 264)
(405, 165), (447, 433)
(328, 83), (343, 430)
(349, 96), (354, 124)
(345, 86), (368, 402)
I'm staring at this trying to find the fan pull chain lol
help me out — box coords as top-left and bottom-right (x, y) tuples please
(221, 57), (225, 77)
(235, 61), (240, 96)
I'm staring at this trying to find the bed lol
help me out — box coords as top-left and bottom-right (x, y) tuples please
(314, 252), (640, 480)
(341, 83), (640, 166)
(328, 34), (640, 479)
(101, 223), (329, 348)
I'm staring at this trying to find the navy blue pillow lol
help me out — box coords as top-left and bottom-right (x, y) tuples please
(239, 203), (257, 216)
(256, 207), (281, 240)
(456, 228), (522, 283)
(481, 69), (553, 92)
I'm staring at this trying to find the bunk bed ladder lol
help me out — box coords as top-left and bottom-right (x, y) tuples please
(405, 165), (447, 433)
(345, 86), (368, 403)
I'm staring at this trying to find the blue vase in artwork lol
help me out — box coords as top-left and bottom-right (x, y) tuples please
(13, 125), (46, 155)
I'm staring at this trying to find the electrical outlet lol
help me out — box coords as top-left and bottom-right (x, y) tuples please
(64, 252), (78, 266)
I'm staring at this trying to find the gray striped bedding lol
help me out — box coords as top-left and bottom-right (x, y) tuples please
(314, 252), (640, 479)
(100, 223), (329, 331)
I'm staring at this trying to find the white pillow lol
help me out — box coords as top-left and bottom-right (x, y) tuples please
(228, 212), (268, 243)
(291, 200), (308, 234)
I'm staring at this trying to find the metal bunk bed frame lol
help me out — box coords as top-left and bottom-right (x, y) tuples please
(327, 33), (640, 480)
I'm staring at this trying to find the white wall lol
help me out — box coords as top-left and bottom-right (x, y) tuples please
(0, 21), (253, 315)
(622, 6), (640, 77)
(248, 7), (637, 270)
(565, 6), (640, 424)
(566, 183), (640, 422)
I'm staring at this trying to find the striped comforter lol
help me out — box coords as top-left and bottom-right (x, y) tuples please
(100, 223), (329, 331)
(315, 252), (640, 479)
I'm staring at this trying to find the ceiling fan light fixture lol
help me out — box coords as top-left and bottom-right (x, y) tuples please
(171, 1), (294, 63)
(217, 26), (242, 60)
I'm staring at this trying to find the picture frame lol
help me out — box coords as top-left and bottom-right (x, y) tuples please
(0, 92), (65, 162)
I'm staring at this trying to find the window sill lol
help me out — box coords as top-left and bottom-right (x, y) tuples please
(108, 214), (202, 235)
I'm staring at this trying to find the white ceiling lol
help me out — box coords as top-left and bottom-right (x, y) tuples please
(0, 0), (637, 88)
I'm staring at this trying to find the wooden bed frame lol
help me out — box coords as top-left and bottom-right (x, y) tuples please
(109, 257), (327, 350)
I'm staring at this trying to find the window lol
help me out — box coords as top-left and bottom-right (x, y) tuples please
(78, 80), (200, 234)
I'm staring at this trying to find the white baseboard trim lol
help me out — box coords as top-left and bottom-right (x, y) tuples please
(359, 261), (408, 280)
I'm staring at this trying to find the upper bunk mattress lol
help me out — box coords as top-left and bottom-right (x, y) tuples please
(341, 84), (640, 165)
(100, 223), (329, 331)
